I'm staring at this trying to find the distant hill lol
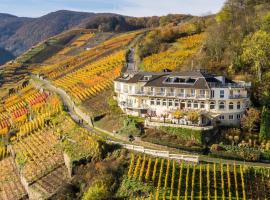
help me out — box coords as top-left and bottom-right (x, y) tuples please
(0, 11), (100, 57)
(0, 47), (15, 64)
(0, 10), (191, 65)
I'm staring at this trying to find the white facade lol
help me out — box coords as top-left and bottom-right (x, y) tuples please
(114, 72), (250, 127)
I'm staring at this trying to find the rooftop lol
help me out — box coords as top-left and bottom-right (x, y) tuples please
(115, 70), (249, 89)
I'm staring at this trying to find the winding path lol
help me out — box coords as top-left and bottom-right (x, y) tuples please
(31, 75), (270, 168)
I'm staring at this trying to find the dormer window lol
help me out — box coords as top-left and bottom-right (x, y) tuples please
(141, 76), (151, 81)
(165, 77), (174, 83)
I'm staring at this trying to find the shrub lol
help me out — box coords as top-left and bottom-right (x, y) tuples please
(118, 117), (141, 136)
(159, 126), (206, 144)
(116, 176), (154, 198)
(82, 182), (110, 200)
(210, 144), (225, 151)
(108, 97), (122, 115)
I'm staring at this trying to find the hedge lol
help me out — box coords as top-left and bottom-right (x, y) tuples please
(159, 126), (211, 144)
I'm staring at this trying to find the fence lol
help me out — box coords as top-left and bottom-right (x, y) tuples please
(111, 141), (200, 163)
(145, 119), (213, 131)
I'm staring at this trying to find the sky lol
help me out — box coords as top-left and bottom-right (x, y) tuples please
(0, 0), (226, 17)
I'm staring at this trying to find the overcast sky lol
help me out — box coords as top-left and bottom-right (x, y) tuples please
(0, 0), (226, 17)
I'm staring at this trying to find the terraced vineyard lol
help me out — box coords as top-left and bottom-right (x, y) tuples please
(0, 84), (62, 140)
(0, 157), (28, 200)
(12, 129), (64, 183)
(142, 33), (206, 72)
(53, 50), (125, 103)
(127, 154), (270, 199)
(35, 31), (140, 80)
(57, 32), (95, 55)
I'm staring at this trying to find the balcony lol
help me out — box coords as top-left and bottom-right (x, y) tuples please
(165, 92), (175, 97)
(156, 92), (165, 96)
(196, 94), (210, 99)
(123, 103), (149, 109)
(209, 82), (251, 88)
(229, 94), (248, 99)
(185, 94), (196, 98)
(176, 93), (185, 98)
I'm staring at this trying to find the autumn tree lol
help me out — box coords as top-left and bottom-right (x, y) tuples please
(241, 30), (270, 81)
(241, 108), (260, 133)
(187, 111), (200, 124)
(173, 109), (184, 123)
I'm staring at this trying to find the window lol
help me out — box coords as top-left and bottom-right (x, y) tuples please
(219, 102), (225, 110)
(229, 102), (234, 110)
(220, 90), (225, 98)
(229, 115), (234, 120)
(187, 101), (192, 108)
(211, 90), (215, 98)
(210, 102), (215, 110)
(237, 114), (241, 119)
(142, 76), (151, 81)
(150, 99), (155, 105)
(162, 99), (167, 106)
(193, 101), (199, 109)
(168, 99), (173, 106)
(129, 85), (133, 93)
(174, 99), (179, 107)
(200, 90), (205, 97)
(219, 115), (225, 120)
(160, 88), (165, 93)
(200, 102), (205, 109)
(237, 102), (241, 109)
(191, 89), (195, 96)
(156, 99), (161, 106)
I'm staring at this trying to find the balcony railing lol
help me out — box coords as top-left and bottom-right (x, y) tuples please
(229, 94), (248, 99)
(128, 91), (210, 99)
(156, 92), (165, 96)
(176, 93), (185, 97)
(166, 92), (175, 97)
(209, 82), (251, 88)
(185, 94), (196, 98)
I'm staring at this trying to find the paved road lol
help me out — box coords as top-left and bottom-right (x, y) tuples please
(31, 76), (270, 168)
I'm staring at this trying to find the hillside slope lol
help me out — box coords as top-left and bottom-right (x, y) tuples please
(0, 11), (192, 65)
(0, 10), (97, 57)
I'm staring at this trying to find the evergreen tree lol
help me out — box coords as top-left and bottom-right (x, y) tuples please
(259, 106), (270, 141)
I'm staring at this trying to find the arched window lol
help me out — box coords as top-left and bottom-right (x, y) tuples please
(187, 101), (192, 108)
(156, 99), (161, 106)
(237, 102), (241, 109)
(210, 102), (215, 110)
(193, 101), (199, 109)
(200, 101), (205, 109)
(219, 102), (225, 110)
(229, 102), (234, 110)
